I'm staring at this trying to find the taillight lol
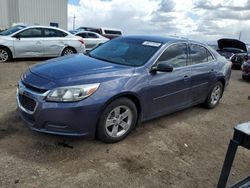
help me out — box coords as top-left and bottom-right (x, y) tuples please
(78, 38), (84, 44)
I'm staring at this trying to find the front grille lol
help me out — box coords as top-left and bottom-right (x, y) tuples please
(22, 81), (48, 93)
(243, 66), (250, 73)
(18, 94), (37, 112)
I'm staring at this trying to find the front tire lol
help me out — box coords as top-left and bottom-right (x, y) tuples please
(0, 47), (11, 63)
(97, 98), (137, 143)
(204, 82), (223, 109)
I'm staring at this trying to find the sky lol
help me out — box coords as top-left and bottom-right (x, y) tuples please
(68, 0), (250, 43)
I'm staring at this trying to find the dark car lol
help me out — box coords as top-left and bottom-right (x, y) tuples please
(242, 60), (250, 80)
(76, 27), (122, 39)
(17, 36), (231, 143)
(217, 38), (248, 69)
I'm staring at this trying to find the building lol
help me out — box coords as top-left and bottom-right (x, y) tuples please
(0, 0), (68, 30)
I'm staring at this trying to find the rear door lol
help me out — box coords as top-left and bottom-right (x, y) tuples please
(189, 43), (216, 103)
(146, 43), (192, 117)
(42, 28), (68, 56)
(13, 28), (44, 57)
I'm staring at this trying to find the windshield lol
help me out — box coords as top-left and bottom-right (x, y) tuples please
(221, 47), (245, 53)
(89, 38), (162, 66)
(0, 25), (26, 36)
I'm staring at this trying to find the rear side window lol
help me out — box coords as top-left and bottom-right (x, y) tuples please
(190, 44), (214, 64)
(88, 33), (99, 38)
(86, 28), (102, 34)
(76, 33), (88, 38)
(17, 28), (43, 38)
(44, 28), (68, 37)
(157, 43), (188, 68)
(104, 30), (122, 35)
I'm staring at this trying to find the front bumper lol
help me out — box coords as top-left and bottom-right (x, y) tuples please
(242, 71), (250, 79)
(242, 64), (250, 79)
(16, 81), (102, 137)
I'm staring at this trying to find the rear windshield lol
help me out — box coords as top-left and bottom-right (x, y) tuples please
(104, 30), (122, 35)
(0, 25), (26, 36)
(89, 38), (162, 67)
(221, 47), (245, 53)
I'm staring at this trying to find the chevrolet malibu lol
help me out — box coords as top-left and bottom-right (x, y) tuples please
(0, 25), (85, 63)
(17, 36), (231, 143)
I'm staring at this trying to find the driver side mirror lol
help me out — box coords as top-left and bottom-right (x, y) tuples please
(12, 34), (20, 40)
(150, 62), (173, 73)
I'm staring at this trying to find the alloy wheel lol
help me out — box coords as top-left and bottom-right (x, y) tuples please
(0, 49), (9, 63)
(210, 85), (222, 106)
(105, 105), (133, 138)
(63, 48), (74, 56)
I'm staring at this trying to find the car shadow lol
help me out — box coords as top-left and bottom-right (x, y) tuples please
(9, 57), (52, 63)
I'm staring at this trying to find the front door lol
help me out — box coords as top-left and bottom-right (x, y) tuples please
(13, 28), (44, 57)
(146, 43), (192, 118)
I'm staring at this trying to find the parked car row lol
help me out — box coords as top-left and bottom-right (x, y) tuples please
(71, 26), (122, 39)
(0, 25), (85, 63)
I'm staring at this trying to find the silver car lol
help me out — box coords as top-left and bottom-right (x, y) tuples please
(75, 31), (109, 51)
(0, 25), (85, 63)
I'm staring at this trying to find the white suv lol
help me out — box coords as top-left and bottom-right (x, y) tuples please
(0, 25), (85, 63)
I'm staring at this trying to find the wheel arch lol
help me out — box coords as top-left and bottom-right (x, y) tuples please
(0, 45), (13, 59)
(97, 92), (143, 130)
(217, 77), (226, 93)
(61, 46), (77, 55)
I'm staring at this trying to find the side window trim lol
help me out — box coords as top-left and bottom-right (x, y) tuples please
(15, 28), (43, 38)
(188, 42), (216, 66)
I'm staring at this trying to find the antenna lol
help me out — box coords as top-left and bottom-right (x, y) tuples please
(239, 31), (242, 41)
(73, 15), (76, 30)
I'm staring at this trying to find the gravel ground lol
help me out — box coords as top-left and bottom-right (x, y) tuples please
(0, 59), (250, 188)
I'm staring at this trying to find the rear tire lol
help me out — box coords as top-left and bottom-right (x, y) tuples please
(203, 82), (223, 109)
(97, 98), (137, 143)
(61, 47), (76, 56)
(0, 47), (11, 63)
(242, 75), (248, 80)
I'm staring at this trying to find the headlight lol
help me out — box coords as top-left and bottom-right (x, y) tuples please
(46, 83), (100, 102)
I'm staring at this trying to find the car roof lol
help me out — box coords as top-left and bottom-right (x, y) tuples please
(75, 30), (101, 35)
(18, 25), (73, 35)
(121, 35), (205, 45)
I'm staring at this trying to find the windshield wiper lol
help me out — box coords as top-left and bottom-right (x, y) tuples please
(88, 54), (118, 64)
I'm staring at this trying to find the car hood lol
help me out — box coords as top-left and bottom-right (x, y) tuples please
(218, 38), (247, 52)
(29, 54), (134, 86)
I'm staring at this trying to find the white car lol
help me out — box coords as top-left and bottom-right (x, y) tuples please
(0, 25), (85, 63)
(74, 31), (109, 51)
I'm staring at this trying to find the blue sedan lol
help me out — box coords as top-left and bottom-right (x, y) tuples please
(17, 36), (231, 143)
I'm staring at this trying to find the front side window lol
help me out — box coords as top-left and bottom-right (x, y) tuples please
(190, 44), (214, 64)
(17, 28), (43, 38)
(157, 43), (188, 68)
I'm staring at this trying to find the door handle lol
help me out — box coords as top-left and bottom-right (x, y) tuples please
(183, 75), (190, 81)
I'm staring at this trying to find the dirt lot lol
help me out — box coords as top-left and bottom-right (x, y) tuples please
(0, 59), (250, 188)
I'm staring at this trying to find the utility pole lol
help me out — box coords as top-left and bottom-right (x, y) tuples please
(239, 31), (242, 41)
(73, 15), (76, 30)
